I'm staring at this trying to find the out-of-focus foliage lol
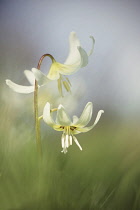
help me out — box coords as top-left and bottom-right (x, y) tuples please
(0, 95), (140, 210)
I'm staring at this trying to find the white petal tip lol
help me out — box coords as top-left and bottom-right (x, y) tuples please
(87, 102), (92, 105)
(6, 79), (10, 84)
(31, 68), (39, 72)
(58, 104), (63, 110)
(70, 31), (76, 35)
(5, 79), (35, 94)
(46, 102), (50, 106)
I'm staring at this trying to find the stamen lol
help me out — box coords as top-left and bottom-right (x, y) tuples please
(70, 126), (76, 131)
(60, 126), (65, 129)
(63, 81), (70, 92)
(65, 77), (72, 87)
(57, 78), (63, 97)
(61, 134), (65, 148)
(69, 136), (72, 145)
(73, 136), (82, 151)
(65, 134), (69, 148)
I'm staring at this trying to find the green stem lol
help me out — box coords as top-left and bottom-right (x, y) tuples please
(34, 54), (55, 158)
(34, 80), (42, 157)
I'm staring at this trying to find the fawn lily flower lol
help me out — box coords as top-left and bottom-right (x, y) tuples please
(33, 31), (95, 96)
(6, 32), (94, 95)
(5, 69), (49, 94)
(43, 102), (104, 154)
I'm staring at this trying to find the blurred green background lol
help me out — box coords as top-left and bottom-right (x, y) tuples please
(0, 0), (140, 209)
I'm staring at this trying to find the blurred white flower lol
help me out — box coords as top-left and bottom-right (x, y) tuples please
(6, 70), (37, 93)
(43, 102), (104, 154)
(6, 31), (95, 96)
(33, 31), (95, 96)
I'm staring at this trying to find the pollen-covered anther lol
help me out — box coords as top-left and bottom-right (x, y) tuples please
(60, 126), (65, 129)
(70, 126), (76, 131)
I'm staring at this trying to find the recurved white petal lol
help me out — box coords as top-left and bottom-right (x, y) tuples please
(24, 70), (35, 85)
(78, 46), (88, 68)
(43, 102), (56, 127)
(47, 32), (94, 79)
(32, 68), (50, 85)
(56, 63), (79, 75)
(58, 47), (88, 76)
(75, 102), (93, 127)
(6, 80), (35, 94)
(56, 105), (71, 126)
(64, 31), (81, 65)
(76, 110), (104, 133)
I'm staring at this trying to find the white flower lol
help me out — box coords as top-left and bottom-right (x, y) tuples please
(33, 32), (95, 96)
(5, 68), (49, 94)
(43, 102), (104, 154)
(6, 32), (95, 95)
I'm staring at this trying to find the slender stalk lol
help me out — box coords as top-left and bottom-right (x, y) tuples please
(34, 80), (42, 157)
(34, 54), (55, 158)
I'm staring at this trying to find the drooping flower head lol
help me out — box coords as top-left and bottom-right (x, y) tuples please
(6, 32), (95, 96)
(43, 102), (104, 154)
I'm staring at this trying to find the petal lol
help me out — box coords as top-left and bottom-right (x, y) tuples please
(73, 136), (82, 151)
(88, 36), (95, 56)
(32, 68), (50, 85)
(76, 110), (104, 133)
(55, 62), (79, 75)
(24, 70), (35, 85)
(77, 46), (88, 68)
(43, 102), (56, 127)
(56, 105), (71, 126)
(53, 126), (64, 131)
(6, 79), (34, 94)
(47, 32), (94, 79)
(58, 46), (88, 76)
(75, 102), (93, 127)
(64, 31), (81, 65)
(72, 115), (79, 124)
(47, 62), (60, 80)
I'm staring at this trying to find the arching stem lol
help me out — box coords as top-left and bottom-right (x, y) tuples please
(34, 54), (55, 158)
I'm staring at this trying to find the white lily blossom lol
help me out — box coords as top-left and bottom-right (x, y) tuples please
(5, 68), (49, 94)
(34, 32), (95, 96)
(6, 32), (94, 95)
(43, 102), (104, 154)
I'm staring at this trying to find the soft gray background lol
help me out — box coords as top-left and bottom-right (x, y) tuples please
(1, 0), (140, 122)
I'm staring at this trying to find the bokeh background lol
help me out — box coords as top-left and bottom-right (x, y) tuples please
(0, 0), (140, 209)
